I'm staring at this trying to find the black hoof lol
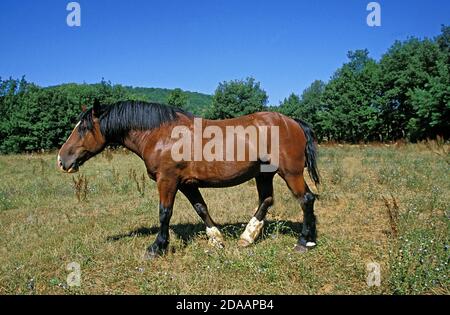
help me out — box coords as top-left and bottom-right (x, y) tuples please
(144, 245), (166, 260)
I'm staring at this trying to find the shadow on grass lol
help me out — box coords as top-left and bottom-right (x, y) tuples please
(106, 220), (302, 246)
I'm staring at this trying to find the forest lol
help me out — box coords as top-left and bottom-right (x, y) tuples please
(0, 26), (448, 154)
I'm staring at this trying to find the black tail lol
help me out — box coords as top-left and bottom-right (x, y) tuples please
(295, 119), (320, 186)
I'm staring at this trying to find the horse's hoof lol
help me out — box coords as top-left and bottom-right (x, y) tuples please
(143, 249), (162, 260)
(294, 244), (308, 253)
(206, 227), (225, 249)
(238, 239), (251, 247)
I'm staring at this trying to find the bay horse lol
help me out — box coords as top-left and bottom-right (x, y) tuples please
(57, 100), (320, 259)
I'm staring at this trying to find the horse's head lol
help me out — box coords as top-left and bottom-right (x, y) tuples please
(57, 100), (106, 173)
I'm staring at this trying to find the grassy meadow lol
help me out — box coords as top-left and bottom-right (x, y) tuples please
(0, 143), (448, 295)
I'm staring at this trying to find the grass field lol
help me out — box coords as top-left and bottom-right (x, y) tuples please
(0, 143), (448, 295)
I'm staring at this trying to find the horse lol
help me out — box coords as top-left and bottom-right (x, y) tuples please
(57, 99), (320, 259)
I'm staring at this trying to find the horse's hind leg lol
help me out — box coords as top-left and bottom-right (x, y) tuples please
(238, 173), (275, 247)
(180, 185), (224, 248)
(282, 174), (317, 253)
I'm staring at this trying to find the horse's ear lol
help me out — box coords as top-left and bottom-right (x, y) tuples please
(92, 99), (102, 118)
(81, 105), (87, 112)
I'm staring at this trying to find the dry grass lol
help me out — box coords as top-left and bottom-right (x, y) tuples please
(0, 144), (448, 295)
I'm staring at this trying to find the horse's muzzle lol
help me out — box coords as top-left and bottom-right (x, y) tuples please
(57, 154), (79, 173)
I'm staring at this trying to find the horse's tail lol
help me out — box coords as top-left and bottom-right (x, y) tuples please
(295, 119), (320, 187)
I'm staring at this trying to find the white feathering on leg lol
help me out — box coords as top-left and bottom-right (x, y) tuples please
(240, 217), (264, 244)
(206, 227), (224, 248)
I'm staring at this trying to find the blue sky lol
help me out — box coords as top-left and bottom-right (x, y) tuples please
(0, 0), (449, 104)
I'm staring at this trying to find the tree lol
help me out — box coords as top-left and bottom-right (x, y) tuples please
(378, 34), (447, 140)
(437, 25), (450, 56)
(167, 88), (188, 109)
(207, 77), (268, 119)
(320, 50), (380, 142)
(278, 93), (301, 118)
(408, 26), (450, 139)
(0, 78), (132, 153)
(278, 80), (325, 135)
(294, 80), (326, 127)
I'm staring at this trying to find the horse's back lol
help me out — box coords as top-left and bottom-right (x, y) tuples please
(199, 111), (307, 157)
(204, 111), (300, 131)
(191, 111), (308, 179)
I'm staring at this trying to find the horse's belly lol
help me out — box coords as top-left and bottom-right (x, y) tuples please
(190, 162), (260, 188)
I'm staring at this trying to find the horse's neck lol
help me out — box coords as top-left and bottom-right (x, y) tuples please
(119, 116), (193, 159)
(121, 130), (153, 160)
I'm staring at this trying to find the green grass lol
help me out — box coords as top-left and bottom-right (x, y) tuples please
(0, 144), (448, 294)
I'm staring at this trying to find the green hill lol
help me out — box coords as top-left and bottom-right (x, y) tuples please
(45, 83), (213, 116)
(123, 86), (212, 116)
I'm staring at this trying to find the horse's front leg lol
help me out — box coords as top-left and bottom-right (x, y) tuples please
(180, 185), (224, 249)
(145, 177), (178, 259)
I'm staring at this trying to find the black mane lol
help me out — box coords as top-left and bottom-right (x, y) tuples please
(78, 101), (192, 142)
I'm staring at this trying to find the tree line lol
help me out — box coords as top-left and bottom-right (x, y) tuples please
(0, 80), (211, 153)
(207, 26), (449, 143)
(0, 26), (448, 154)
